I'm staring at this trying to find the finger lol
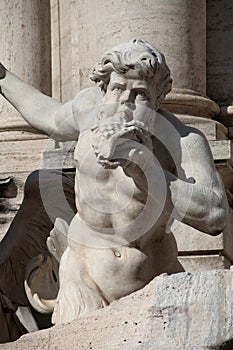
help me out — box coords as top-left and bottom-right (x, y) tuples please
(124, 120), (145, 129)
(115, 126), (143, 139)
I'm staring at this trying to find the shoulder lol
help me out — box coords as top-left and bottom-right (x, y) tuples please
(157, 108), (207, 144)
(71, 86), (104, 132)
(157, 108), (199, 135)
(72, 86), (104, 112)
(156, 108), (213, 164)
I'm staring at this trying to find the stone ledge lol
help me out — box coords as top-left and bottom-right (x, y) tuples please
(2, 269), (233, 350)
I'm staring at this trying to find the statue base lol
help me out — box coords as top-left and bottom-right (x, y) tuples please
(2, 269), (233, 349)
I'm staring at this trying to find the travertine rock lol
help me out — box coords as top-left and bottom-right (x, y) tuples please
(2, 269), (233, 350)
(0, 0), (51, 127)
(207, 0), (233, 107)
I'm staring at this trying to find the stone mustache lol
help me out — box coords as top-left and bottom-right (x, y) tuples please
(0, 39), (228, 342)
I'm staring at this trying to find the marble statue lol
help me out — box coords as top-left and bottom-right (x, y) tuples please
(0, 39), (228, 342)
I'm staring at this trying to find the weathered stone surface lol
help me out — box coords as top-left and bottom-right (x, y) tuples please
(181, 120), (227, 141)
(50, 0), (73, 102)
(0, 139), (54, 173)
(43, 148), (75, 169)
(173, 206), (233, 272)
(172, 220), (224, 252)
(178, 255), (228, 271)
(0, 0), (51, 127)
(70, 0), (219, 119)
(2, 269), (233, 350)
(70, 0), (206, 94)
(209, 140), (233, 162)
(207, 0), (233, 107)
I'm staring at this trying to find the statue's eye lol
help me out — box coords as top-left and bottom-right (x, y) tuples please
(111, 85), (124, 94)
(136, 91), (148, 100)
(112, 86), (122, 91)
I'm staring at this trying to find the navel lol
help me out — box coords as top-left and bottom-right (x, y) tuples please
(113, 249), (121, 258)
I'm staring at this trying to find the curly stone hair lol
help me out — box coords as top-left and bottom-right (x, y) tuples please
(90, 39), (172, 109)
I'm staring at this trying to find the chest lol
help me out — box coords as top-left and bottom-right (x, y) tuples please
(75, 129), (136, 194)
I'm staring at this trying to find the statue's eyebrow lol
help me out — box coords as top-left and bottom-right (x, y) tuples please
(132, 87), (148, 93)
(109, 82), (126, 90)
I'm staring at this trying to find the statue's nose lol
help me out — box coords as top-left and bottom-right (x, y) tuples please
(120, 90), (131, 104)
(120, 90), (135, 109)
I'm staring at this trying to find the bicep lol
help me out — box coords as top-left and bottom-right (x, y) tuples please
(52, 86), (103, 141)
(52, 100), (80, 141)
(181, 133), (223, 193)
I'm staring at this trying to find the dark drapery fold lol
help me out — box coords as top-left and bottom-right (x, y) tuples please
(0, 169), (76, 343)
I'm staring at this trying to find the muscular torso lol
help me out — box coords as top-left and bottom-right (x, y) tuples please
(66, 123), (182, 301)
(74, 129), (147, 232)
(64, 94), (189, 301)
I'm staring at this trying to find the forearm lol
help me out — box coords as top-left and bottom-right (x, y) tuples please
(165, 170), (228, 234)
(0, 68), (61, 136)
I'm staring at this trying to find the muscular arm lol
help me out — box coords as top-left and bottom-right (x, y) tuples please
(0, 64), (101, 141)
(146, 130), (228, 235)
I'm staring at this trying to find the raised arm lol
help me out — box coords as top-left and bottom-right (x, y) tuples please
(0, 63), (99, 141)
(166, 132), (228, 235)
(150, 116), (228, 236)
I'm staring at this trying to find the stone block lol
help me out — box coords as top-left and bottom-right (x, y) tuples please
(43, 149), (75, 169)
(190, 121), (227, 141)
(172, 220), (224, 252)
(0, 139), (53, 173)
(2, 269), (233, 349)
(172, 207), (233, 271)
(0, 129), (48, 142)
(178, 255), (228, 272)
(173, 216), (233, 272)
(178, 116), (228, 141)
(209, 140), (233, 162)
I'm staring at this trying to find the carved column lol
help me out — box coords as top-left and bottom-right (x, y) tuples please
(69, 0), (217, 119)
(0, 0), (52, 238)
(206, 0), (233, 270)
(50, 0), (72, 102)
(156, 0), (219, 119)
(0, 0), (51, 129)
(207, 0), (233, 113)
